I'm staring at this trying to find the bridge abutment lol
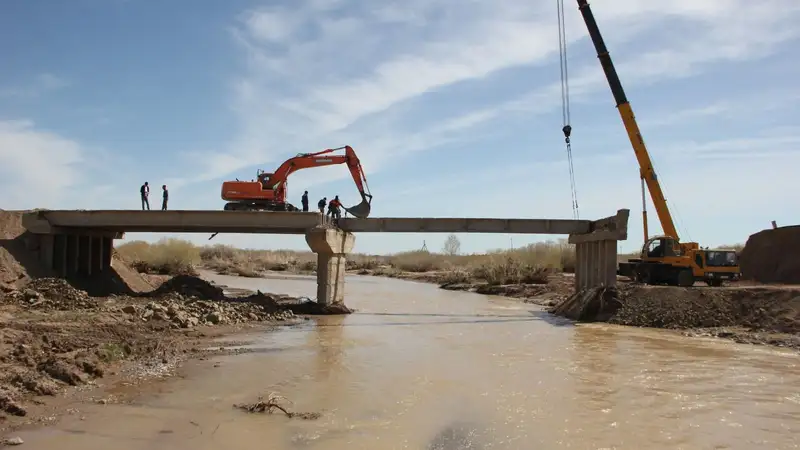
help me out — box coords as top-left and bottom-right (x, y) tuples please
(568, 209), (630, 290)
(305, 228), (356, 306)
(26, 232), (117, 278)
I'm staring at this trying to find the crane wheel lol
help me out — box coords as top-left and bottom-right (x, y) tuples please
(676, 269), (694, 287)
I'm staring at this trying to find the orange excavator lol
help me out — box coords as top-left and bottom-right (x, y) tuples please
(220, 145), (373, 218)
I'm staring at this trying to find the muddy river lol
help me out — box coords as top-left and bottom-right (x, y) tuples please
(15, 273), (800, 449)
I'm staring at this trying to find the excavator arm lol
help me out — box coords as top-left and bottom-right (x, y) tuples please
(576, 0), (679, 242)
(266, 145), (373, 218)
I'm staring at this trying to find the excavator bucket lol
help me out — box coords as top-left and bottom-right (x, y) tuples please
(344, 194), (372, 219)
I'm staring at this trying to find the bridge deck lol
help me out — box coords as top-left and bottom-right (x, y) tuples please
(22, 210), (593, 235)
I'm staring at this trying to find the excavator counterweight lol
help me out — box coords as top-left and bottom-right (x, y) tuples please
(220, 145), (373, 218)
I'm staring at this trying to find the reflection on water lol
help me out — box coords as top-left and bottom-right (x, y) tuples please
(13, 273), (800, 450)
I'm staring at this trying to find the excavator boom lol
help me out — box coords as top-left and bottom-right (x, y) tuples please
(576, 0), (678, 241)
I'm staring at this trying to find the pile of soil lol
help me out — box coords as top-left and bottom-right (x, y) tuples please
(0, 211), (53, 285)
(150, 275), (225, 300)
(123, 294), (298, 329)
(2, 278), (98, 310)
(550, 285), (800, 348)
(740, 225), (800, 284)
(0, 288), (306, 424)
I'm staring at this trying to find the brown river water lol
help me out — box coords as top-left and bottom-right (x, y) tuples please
(14, 272), (800, 449)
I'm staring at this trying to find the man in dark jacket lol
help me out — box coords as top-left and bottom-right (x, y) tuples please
(317, 197), (326, 214)
(140, 182), (150, 210)
(162, 185), (169, 211)
(301, 191), (309, 212)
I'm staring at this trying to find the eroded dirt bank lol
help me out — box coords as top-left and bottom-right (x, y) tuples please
(0, 274), (351, 433)
(351, 268), (576, 307)
(551, 284), (800, 350)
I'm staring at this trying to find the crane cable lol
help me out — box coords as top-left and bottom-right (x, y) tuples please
(557, 0), (579, 219)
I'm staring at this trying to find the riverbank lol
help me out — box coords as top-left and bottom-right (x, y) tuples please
(353, 266), (576, 307)
(550, 283), (800, 350)
(0, 274), (349, 433)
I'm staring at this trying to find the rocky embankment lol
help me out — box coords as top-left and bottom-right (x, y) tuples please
(0, 275), (340, 431)
(550, 284), (800, 350)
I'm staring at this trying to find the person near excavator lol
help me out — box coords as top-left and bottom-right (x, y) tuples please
(140, 182), (150, 210)
(301, 191), (309, 212)
(161, 185), (169, 211)
(327, 195), (343, 220)
(317, 197), (327, 214)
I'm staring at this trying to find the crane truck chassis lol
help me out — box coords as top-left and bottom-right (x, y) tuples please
(575, 0), (741, 287)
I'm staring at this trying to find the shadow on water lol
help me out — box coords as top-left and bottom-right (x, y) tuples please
(528, 310), (575, 327)
(426, 421), (487, 450)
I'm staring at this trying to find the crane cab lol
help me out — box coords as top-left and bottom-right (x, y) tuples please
(619, 235), (741, 287)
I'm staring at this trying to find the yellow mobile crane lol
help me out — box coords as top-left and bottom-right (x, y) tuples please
(574, 0), (741, 287)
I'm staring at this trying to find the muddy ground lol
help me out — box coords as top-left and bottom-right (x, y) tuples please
(0, 274), (349, 433)
(550, 283), (800, 350)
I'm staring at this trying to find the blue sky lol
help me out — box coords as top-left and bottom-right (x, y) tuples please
(2, 0), (799, 255)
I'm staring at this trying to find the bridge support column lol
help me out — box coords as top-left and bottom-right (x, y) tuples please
(305, 228), (355, 306)
(568, 209), (630, 291)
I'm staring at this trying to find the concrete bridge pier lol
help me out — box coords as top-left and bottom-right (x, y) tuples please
(569, 209), (630, 290)
(305, 228), (355, 305)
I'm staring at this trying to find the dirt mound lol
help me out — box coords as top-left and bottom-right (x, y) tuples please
(120, 294), (297, 328)
(150, 275), (225, 300)
(551, 285), (800, 333)
(111, 257), (155, 293)
(740, 226), (800, 284)
(0, 211), (53, 285)
(1, 278), (97, 310)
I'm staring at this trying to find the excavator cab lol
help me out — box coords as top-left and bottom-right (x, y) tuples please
(256, 171), (273, 190)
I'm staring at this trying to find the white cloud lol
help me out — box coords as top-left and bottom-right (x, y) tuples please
(243, 8), (300, 43)
(0, 120), (84, 208)
(0, 73), (70, 98)
(181, 0), (800, 190)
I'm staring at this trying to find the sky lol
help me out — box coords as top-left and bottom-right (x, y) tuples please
(2, 0), (799, 255)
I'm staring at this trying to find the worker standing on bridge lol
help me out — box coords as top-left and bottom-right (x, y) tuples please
(317, 197), (326, 214)
(301, 191), (309, 212)
(328, 196), (342, 220)
(161, 185), (169, 211)
(140, 182), (150, 210)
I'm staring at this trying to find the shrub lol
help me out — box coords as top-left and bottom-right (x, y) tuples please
(117, 238), (200, 276)
(471, 257), (551, 285)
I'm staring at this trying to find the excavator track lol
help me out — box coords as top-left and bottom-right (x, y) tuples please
(223, 202), (302, 212)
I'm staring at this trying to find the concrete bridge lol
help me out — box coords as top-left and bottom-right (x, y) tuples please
(21, 209), (629, 305)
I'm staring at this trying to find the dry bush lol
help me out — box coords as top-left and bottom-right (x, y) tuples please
(388, 250), (448, 272)
(439, 269), (472, 285)
(384, 239), (574, 277)
(116, 238), (200, 275)
(199, 244), (238, 261)
(471, 257), (551, 285)
(197, 245), (318, 275)
(346, 254), (385, 270)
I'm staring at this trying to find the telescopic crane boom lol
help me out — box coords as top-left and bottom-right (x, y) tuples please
(574, 0), (740, 287)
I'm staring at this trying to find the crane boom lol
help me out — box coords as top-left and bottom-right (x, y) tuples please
(576, 0), (679, 241)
